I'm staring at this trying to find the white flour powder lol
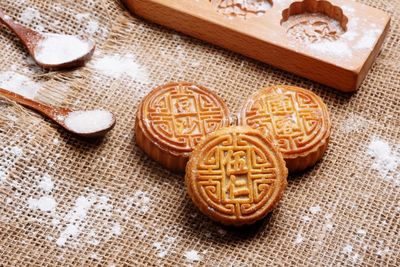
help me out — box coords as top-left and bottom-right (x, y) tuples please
(20, 7), (41, 24)
(27, 196), (57, 212)
(340, 114), (369, 133)
(309, 205), (321, 214)
(367, 138), (399, 181)
(294, 233), (304, 245)
(153, 236), (176, 258)
(0, 71), (41, 99)
(343, 244), (353, 254)
(91, 53), (149, 83)
(38, 174), (54, 192)
(56, 196), (95, 247)
(35, 34), (92, 65)
(64, 110), (114, 134)
(1, 146), (24, 186)
(184, 250), (202, 262)
(354, 29), (381, 50)
(0, 169), (6, 184)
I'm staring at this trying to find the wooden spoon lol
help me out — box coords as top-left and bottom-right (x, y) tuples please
(0, 8), (95, 70)
(0, 88), (116, 138)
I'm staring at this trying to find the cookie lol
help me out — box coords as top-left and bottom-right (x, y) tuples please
(238, 85), (331, 172)
(135, 82), (230, 172)
(185, 126), (288, 226)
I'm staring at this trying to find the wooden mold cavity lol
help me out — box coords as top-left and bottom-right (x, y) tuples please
(209, 0), (273, 18)
(281, 0), (348, 43)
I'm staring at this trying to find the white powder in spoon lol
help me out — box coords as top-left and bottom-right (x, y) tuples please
(35, 34), (92, 65)
(64, 109), (114, 134)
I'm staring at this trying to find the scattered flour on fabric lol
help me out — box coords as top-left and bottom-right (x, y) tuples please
(117, 190), (151, 216)
(38, 174), (54, 192)
(51, 191), (146, 247)
(340, 114), (369, 133)
(294, 233), (304, 245)
(0, 146), (24, 185)
(75, 13), (106, 37)
(56, 195), (97, 246)
(86, 20), (99, 35)
(376, 246), (391, 256)
(356, 229), (367, 236)
(53, 138), (60, 145)
(20, 7), (41, 24)
(184, 250), (202, 262)
(90, 53), (150, 83)
(27, 196), (57, 212)
(309, 205), (321, 214)
(152, 236), (176, 258)
(76, 13), (91, 22)
(111, 222), (122, 236)
(15, 176), (132, 248)
(0, 169), (5, 184)
(367, 138), (399, 185)
(301, 215), (312, 223)
(0, 71), (41, 99)
(343, 244), (353, 254)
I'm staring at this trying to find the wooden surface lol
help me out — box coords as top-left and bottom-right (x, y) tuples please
(121, 0), (390, 92)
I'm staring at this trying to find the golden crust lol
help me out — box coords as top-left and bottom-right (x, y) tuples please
(238, 85), (331, 172)
(185, 126), (288, 226)
(135, 82), (230, 172)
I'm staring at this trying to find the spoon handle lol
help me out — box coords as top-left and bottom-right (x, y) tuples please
(0, 8), (42, 53)
(0, 87), (68, 123)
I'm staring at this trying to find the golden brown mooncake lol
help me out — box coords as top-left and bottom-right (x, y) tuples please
(238, 85), (331, 172)
(135, 82), (230, 172)
(185, 126), (288, 226)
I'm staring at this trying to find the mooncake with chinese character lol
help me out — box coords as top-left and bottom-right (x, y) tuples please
(238, 85), (331, 172)
(185, 126), (288, 225)
(135, 82), (230, 172)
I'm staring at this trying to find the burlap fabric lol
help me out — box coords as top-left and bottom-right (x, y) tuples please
(0, 0), (399, 266)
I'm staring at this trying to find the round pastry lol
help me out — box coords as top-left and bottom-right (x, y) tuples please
(238, 85), (331, 172)
(135, 82), (230, 172)
(185, 126), (288, 226)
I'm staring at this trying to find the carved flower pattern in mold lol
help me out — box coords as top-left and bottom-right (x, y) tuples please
(283, 13), (345, 43)
(281, 0), (348, 43)
(209, 0), (273, 18)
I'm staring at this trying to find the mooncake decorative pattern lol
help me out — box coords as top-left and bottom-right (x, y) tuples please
(136, 82), (230, 172)
(185, 126), (288, 225)
(238, 85), (331, 172)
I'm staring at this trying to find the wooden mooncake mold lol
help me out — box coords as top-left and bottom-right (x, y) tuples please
(135, 82), (230, 172)
(238, 85), (331, 172)
(185, 126), (288, 226)
(122, 0), (390, 92)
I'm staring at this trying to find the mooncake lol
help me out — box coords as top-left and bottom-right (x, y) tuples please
(135, 82), (230, 172)
(185, 126), (288, 226)
(238, 85), (331, 172)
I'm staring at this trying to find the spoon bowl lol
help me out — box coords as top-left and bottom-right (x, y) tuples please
(0, 8), (95, 70)
(0, 87), (116, 138)
(33, 34), (96, 70)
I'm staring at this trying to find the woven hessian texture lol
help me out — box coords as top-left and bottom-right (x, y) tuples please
(0, 0), (399, 266)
